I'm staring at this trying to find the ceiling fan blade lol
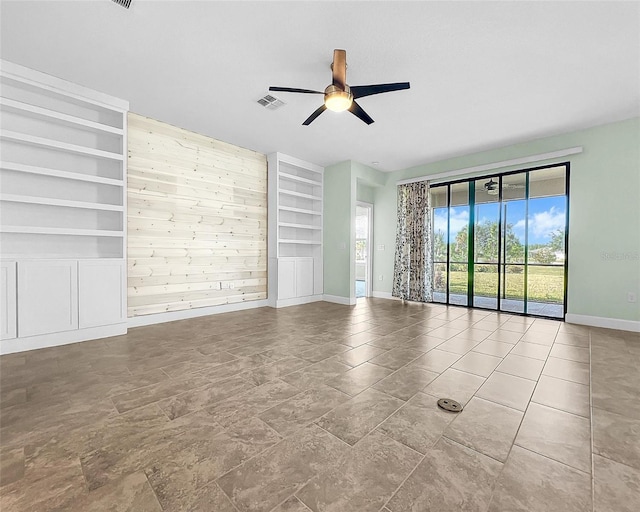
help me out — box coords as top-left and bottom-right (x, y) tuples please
(332, 49), (347, 90)
(302, 104), (327, 125)
(351, 82), (410, 99)
(269, 87), (323, 94)
(348, 100), (374, 125)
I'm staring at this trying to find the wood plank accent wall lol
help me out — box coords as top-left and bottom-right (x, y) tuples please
(127, 113), (267, 317)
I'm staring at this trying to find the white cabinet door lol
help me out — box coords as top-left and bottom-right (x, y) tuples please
(295, 258), (314, 297)
(1, 261), (17, 340)
(17, 260), (78, 337)
(277, 259), (296, 300)
(79, 260), (125, 328)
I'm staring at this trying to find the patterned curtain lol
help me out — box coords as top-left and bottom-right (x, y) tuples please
(392, 181), (433, 302)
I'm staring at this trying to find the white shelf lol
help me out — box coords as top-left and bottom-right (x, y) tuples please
(279, 222), (322, 230)
(279, 171), (322, 186)
(0, 226), (123, 237)
(278, 239), (322, 245)
(279, 206), (322, 216)
(0, 194), (124, 212)
(0, 130), (123, 161)
(0, 161), (123, 186)
(0, 97), (124, 135)
(279, 189), (322, 200)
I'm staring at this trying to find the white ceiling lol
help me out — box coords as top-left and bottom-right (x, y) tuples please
(1, 1), (638, 171)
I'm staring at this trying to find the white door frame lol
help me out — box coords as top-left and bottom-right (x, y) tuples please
(356, 201), (373, 298)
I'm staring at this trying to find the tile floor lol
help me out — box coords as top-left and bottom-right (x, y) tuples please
(0, 299), (639, 511)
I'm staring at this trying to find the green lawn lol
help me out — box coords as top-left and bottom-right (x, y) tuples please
(435, 266), (564, 304)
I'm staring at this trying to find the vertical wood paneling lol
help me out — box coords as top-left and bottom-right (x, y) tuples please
(127, 113), (267, 317)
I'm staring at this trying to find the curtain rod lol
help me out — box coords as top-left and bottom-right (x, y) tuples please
(396, 146), (583, 186)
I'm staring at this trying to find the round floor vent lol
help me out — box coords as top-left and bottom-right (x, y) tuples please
(437, 398), (463, 412)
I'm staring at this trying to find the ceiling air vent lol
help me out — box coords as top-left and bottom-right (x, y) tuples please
(257, 94), (285, 110)
(112, 0), (132, 9)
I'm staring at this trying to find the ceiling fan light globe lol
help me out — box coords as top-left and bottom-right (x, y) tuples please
(324, 85), (353, 112)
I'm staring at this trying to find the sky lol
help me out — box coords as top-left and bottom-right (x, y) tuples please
(433, 196), (567, 246)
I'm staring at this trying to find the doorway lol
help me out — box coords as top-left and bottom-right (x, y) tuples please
(431, 163), (569, 319)
(355, 203), (373, 298)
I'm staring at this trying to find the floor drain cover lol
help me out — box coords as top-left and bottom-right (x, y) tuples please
(437, 398), (463, 412)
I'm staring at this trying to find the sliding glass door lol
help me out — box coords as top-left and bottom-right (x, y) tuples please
(430, 163), (568, 319)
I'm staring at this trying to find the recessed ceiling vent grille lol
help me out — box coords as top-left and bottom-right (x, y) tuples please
(257, 94), (285, 110)
(111, 0), (132, 9)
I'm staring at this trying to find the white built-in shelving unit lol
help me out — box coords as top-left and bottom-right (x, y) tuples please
(268, 152), (324, 307)
(0, 59), (129, 354)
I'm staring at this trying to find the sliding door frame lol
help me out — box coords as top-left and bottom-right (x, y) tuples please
(431, 161), (570, 320)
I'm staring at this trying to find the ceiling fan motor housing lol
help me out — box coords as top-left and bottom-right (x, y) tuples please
(324, 84), (353, 112)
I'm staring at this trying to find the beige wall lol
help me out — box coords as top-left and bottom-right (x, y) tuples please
(127, 113), (267, 317)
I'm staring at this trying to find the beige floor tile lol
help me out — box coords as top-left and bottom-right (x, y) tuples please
(515, 403), (591, 473)
(593, 454), (640, 512)
(472, 339), (514, 357)
(554, 332), (590, 347)
(217, 424), (346, 512)
(402, 334), (446, 352)
(295, 343), (352, 363)
(368, 348), (424, 370)
(325, 362), (393, 396)
(342, 331), (381, 348)
(457, 327), (493, 342)
(423, 368), (485, 405)
(259, 385), (350, 437)
(373, 366), (439, 401)
(204, 379), (301, 428)
(532, 375), (590, 418)
(488, 445), (591, 512)
(409, 349), (461, 373)
(592, 369), (640, 420)
(316, 388), (404, 446)
(549, 343), (590, 364)
(377, 392), (456, 454)
(3, 300), (636, 512)
(592, 407), (640, 470)
(280, 357), (352, 390)
(272, 496), (312, 512)
(437, 337), (481, 355)
(542, 356), (590, 385)
(242, 357), (312, 386)
(66, 472), (163, 512)
(487, 329), (523, 343)
(157, 376), (255, 420)
(387, 437), (502, 512)
(444, 397), (523, 462)
(296, 431), (421, 512)
(510, 342), (552, 361)
(336, 345), (388, 367)
(452, 352), (502, 378)
(496, 353), (545, 381)
(475, 371), (535, 411)
(519, 330), (556, 346)
(428, 326), (466, 340)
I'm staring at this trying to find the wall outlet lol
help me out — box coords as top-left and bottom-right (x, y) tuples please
(377, 244), (385, 251)
(378, 275), (384, 281)
(628, 292), (637, 303)
(229, 283), (235, 289)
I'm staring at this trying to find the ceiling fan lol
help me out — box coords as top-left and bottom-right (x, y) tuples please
(269, 49), (410, 125)
(484, 179), (525, 195)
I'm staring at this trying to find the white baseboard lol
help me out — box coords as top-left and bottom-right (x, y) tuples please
(128, 299), (269, 328)
(565, 314), (640, 333)
(0, 323), (128, 355)
(273, 295), (324, 308)
(323, 294), (357, 306)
